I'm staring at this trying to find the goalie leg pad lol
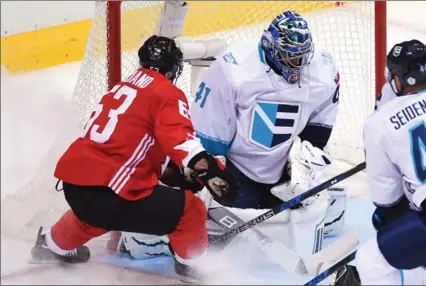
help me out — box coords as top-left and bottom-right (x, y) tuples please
(324, 187), (347, 237)
(119, 232), (171, 259)
(225, 191), (329, 257)
(288, 191), (329, 256)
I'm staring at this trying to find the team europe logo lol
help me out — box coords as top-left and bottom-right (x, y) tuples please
(250, 101), (301, 150)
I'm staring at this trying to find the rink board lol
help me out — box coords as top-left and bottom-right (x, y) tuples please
(98, 196), (376, 284)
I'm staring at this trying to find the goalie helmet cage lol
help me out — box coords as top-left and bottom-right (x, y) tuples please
(1, 1), (387, 242)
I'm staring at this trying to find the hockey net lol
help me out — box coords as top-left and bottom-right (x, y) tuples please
(1, 1), (386, 242)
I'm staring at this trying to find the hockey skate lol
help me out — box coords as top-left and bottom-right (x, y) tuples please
(173, 256), (208, 284)
(167, 244), (210, 284)
(30, 227), (90, 264)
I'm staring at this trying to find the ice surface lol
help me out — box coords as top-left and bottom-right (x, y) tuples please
(1, 2), (425, 284)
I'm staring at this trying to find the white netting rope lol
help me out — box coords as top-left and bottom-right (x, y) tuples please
(1, 1), (376, 240)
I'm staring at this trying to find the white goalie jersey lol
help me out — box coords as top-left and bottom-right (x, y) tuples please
(189, 40), (340, 184)
(364, 87), (426, 211)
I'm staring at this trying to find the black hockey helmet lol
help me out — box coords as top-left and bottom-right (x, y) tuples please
(387, 39), (426, 96)
(138, 35), (183, 83)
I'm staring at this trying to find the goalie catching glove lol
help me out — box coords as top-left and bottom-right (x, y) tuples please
(188, 152), (237, 201)
(271, 136), (332, 208)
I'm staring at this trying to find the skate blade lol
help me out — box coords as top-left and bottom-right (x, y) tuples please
(177, 277), (202, 285)
(28, 257), (60, 265)
(176, 273), (207, 285)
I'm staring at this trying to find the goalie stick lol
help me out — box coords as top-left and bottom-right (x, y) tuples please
(208, 200), (359, 276)
(210, 162), (366, 245)
(208, 205), (310, 274)
(304, 250), (357, 286)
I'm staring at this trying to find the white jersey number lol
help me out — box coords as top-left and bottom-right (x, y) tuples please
(82, 85), (137, 143)
(410, 121), (426, 182)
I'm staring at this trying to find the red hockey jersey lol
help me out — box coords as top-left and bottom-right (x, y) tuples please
(54, 68), (205, 200)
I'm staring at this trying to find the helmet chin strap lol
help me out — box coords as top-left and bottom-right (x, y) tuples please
(265, 53), (301, 86)
(389, 76), (404, 97)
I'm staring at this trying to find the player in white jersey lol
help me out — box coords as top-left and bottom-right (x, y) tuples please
(189, 11), (344, 234)
(355, 40), (426, 285)
(375, 82), (397, 111)
(113, 12), (350, 279)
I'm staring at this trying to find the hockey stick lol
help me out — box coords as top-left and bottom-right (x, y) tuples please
(208, 205), (309, 274)
(304, 250), (357, 286)
(209, 205), (359, 276)
(210, 162), (366, 245)
(303, 231), (358, 275)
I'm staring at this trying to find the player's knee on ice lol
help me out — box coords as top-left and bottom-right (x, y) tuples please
(168, 190), (208, 262)
(356, 237), (402, 285)
(356, 210), (426, 285)
(377, 210), (426, 269)
(356, 236), (426, 285)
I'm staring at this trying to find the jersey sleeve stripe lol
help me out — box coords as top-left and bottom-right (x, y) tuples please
(114, 137), (156, 194)
(108, 134), (152, 191)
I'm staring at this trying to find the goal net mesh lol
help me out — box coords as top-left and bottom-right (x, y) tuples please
(2, 1), (381, 242)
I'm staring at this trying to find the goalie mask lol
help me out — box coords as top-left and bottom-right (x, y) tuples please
(261, 11), (314, 84)
(138, 35), (184, 83)
(386, 39), (426, 96)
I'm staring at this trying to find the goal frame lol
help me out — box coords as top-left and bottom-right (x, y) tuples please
(105, 1), (387, 96)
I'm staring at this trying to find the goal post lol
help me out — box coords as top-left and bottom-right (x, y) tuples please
(375, 1), (387, 96)
(106, 1), (122, 91)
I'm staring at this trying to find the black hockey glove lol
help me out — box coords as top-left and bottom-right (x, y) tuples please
(160, 161), (204, 194)
(188, 152), (237, 201)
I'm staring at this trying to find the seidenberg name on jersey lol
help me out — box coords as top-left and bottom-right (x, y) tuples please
(389, 98), (426, 130)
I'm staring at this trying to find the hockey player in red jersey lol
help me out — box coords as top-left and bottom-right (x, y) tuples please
(31, 35), (236, 281)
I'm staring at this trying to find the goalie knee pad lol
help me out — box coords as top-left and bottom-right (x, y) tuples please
(324, 187), (347, 237)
